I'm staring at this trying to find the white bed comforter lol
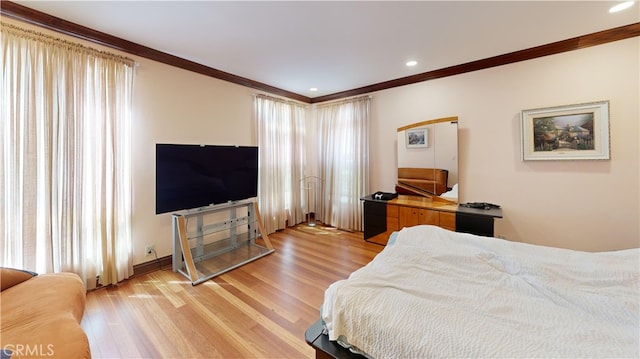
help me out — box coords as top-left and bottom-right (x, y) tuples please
(322, 225), (639, 358)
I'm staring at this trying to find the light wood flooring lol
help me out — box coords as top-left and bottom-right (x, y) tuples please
(81, 225), (383, 358)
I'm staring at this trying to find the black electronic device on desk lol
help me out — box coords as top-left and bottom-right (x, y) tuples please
(461, 202), (501, 210)
(371, 191), (398, 201)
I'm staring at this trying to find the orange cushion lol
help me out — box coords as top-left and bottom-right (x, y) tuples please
(0, 268), (37, 291)
(1, 272), (90, 359)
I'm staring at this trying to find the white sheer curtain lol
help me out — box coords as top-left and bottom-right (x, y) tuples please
(254, 94), (307, 234)
(317, 96), (370, 231)
(1, 23), (134, 289)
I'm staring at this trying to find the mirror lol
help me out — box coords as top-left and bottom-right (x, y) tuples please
(396, 117), (458, 203)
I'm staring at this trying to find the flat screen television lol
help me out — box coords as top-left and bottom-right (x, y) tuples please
(155, 144), (259, 214)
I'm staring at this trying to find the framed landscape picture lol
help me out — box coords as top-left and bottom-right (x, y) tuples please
(521, 101), (610, 161)
(406, 128), (428, 148)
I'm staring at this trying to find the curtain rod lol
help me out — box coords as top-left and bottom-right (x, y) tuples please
(1, 21), (136, 67)
(255, 93), (372, 108)
(316, 95), (372, 108)
(253, 93), (309, 108)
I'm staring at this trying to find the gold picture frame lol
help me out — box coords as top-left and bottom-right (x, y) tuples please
(521, 101), (610, 161)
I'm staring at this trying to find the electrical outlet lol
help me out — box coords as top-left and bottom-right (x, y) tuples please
(145, 245), (154, 256)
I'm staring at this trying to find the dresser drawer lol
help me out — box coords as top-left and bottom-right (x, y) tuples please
(419, 209), (439, 225)
(387, 216), (399, 232)
(386, 204), (399, 218)
(439, 212), (456, 231)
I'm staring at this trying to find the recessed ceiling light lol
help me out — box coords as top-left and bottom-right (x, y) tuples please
(309, 87), (318, 92)
(609, 1), (634, 13)
(406, 60), (418, 67)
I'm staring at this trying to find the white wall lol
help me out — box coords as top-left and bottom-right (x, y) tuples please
(131, 60), (261, 265)
(369, 38), (639, 251)
(6, 16), (638, 266)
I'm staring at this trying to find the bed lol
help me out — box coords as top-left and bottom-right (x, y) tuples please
(307, 225), (639, 358)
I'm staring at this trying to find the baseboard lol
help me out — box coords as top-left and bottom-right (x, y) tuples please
(133, 255), (172, 277)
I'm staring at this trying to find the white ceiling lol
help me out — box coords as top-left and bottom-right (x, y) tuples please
(13, 1), (640, 98)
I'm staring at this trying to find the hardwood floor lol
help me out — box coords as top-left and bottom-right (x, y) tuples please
(81, 225), (383, 358)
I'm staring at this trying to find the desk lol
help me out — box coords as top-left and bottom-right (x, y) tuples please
(362, 194), (503, 245)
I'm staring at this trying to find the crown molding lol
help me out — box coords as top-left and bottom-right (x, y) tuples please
(0, 1), (311, 103)
(310, 22), (640, 103)
(2, 1), (638, 104)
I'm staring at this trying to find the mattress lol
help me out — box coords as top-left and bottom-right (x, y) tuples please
(321, 225), (639, 358)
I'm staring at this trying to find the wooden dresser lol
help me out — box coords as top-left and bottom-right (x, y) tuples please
(362, 194), (502, 245)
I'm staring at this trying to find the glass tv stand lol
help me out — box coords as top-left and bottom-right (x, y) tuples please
(172, 199), (274, 285)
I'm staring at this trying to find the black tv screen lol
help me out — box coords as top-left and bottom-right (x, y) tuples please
(155, 144), (259, 214)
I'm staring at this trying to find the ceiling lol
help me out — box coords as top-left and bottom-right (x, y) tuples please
(10, 1), (640, 99)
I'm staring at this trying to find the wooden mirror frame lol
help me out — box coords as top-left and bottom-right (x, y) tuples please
(396, 117), (458, 203)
